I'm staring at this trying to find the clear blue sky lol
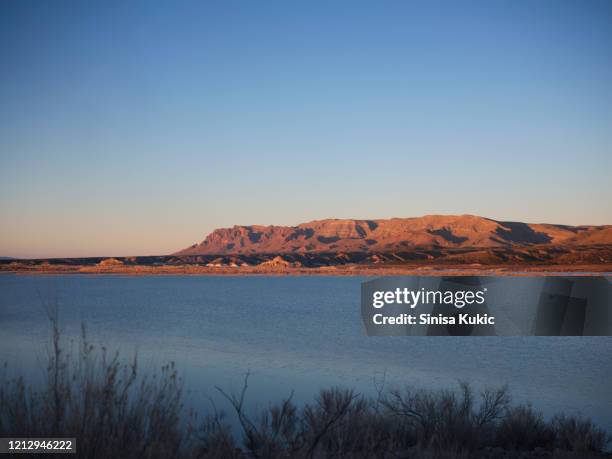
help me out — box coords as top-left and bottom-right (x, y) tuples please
(1, 0), (611, 258)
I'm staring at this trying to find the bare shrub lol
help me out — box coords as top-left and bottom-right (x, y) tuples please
(496, 404), (554, 450)
(188, 410), (238, 459)
(0, 311), (185, 458)
(552, 414), (610, 452)
(216, 372), (303, 457)
(381, 382), (510, 452)
(301, 387), (368, 457)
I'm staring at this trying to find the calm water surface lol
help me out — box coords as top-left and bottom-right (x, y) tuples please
(1, 275), (611, 431)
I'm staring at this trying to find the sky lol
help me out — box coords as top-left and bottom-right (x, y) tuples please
(1, 0), (611, 258)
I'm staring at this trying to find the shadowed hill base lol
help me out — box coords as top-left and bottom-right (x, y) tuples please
(2, 246), (611, 275)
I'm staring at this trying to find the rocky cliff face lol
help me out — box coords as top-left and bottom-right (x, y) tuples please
(175, 215), (612, 255)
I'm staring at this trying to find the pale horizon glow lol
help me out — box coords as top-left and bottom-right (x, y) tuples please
(1, 1), (611, 258)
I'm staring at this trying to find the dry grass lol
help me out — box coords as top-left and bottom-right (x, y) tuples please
(0, 311), (610, 458)
(0, 304), (185, 459)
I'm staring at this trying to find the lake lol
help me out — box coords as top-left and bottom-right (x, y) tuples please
(1, 274), (611, 433)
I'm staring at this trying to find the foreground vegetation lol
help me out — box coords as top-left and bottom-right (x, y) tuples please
(0, 312), (609, 458)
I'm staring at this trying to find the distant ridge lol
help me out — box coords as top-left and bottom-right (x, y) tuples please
(175, 215), (612, 255)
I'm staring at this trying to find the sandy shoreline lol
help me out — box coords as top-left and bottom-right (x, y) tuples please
(2, 263), (610, 276)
